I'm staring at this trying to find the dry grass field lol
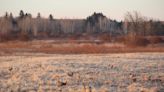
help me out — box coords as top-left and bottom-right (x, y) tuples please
(0, 53), (164, 92)
(0, 40), (164, 55)
(0, 0), (164, 92)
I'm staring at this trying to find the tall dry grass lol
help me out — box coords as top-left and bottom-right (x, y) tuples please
(0, 40), (164, 54)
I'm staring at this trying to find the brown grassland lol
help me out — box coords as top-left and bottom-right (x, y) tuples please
(0, 37), (164, 55)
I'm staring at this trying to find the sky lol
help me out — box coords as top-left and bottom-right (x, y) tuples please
(0, 0), (164, 20)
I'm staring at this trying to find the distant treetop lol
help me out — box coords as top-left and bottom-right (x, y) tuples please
(86, 12), (107, 26)
(49, 14), (53, 20)
(19, 10), (24, 18)
(37, 13), (41, 18)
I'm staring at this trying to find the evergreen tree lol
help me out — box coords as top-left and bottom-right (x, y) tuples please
(49, 14), (53, 20)
(19, 10), (24, 18)
(4, 12), (8, 18)
(37, 13), (41, 18)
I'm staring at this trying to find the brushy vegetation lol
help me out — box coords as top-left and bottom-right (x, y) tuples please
(124, 36), (150, 47)
(147, 36), (164, 44)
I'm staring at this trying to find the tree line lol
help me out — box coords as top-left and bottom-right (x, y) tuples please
(0, 10), (164, 42)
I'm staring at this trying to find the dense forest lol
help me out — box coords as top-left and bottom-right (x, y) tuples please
(0, 10), (164, 42)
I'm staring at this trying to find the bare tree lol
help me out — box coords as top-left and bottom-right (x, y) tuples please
(124, 11), (150, 46)
(124, 11), (147, 36)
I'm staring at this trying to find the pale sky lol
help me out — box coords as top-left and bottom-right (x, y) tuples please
(0, 0), (164, 20)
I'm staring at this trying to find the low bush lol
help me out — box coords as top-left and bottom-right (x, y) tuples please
(124, 35), (149, 47)
(147, 36), (164, 44)
(18, 34), (30, 41)
(114, 36), (126, 43)
(98, 34), (112, 42)
(0, 33), (14, 42)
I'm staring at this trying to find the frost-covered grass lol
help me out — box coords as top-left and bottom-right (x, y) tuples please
(0, 53), (164, 92)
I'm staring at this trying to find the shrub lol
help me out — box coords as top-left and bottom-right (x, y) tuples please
(19, 33), (30, 41)
(147, 36), (164, 44)
(0, 33), (14, 42)
(99, 34), (112, 42)
(114, 36), (126, 43)
(0, 34), (9, 42)
(125, 35), (149, 47)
